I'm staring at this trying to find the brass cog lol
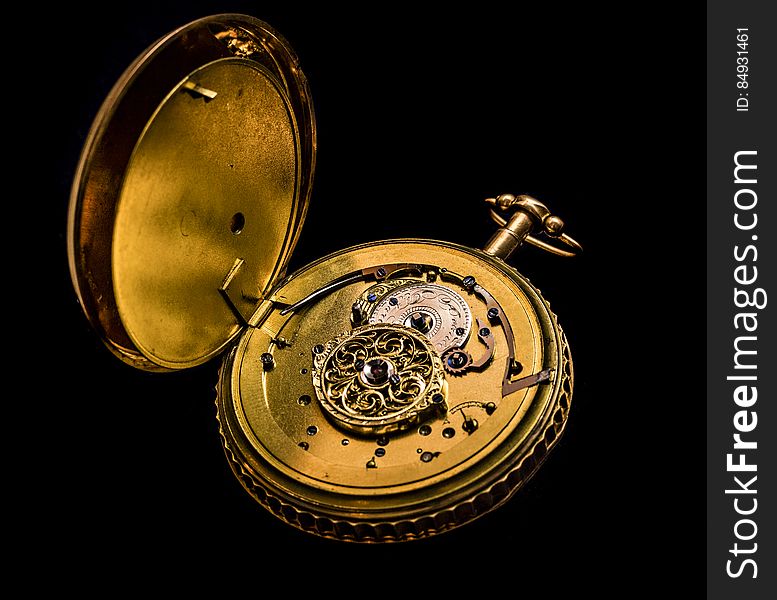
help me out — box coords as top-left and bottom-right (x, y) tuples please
(441, 348), (473, 375)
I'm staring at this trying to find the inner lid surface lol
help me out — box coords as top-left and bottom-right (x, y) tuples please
(112, 58), (299, 368)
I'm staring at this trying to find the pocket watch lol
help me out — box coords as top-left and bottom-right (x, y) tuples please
(67, 14), (581, 543)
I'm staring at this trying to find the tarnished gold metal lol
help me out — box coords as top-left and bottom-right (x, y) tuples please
(68, 14), (580, 543)
(311, 323), (448, 435)
(484, 194), (583, 259)
(217, 240), (573, 541)
(67, 14), (315, 370)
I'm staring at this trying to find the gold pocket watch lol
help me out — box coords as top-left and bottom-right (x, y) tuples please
(68, 14), (581, 543)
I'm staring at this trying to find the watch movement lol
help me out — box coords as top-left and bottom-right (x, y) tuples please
(67, 14), (581, 542)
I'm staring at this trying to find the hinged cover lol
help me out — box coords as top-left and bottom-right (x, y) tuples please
(68, 15), (316, 370)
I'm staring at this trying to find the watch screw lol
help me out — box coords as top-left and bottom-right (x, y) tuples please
(261, 353), (275, 370)
(376, 267), (387, 278)
(462, 417), (479, 434)
(351, 303), (366, 324)
(462, 275), (476, 290)
(446, 351), (468, 369)
(487, 307), (499, 320)
(509, 359), (523, 375)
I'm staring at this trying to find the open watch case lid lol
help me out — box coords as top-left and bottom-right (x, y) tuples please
(67, 14), (316, 371)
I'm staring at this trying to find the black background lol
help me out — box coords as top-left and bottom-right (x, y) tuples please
(39, 1), (703, 587)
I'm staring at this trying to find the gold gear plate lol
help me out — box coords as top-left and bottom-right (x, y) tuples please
(311, 323), (448, 436)
(217, 240), (573, 540)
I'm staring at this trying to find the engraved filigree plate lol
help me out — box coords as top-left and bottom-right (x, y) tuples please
(351, 278), (417, 327)
(367, 283), (472, 353)
(311, 324), (447, 435)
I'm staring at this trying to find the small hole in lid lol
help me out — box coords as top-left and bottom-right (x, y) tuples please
(230, 212), (245, 235)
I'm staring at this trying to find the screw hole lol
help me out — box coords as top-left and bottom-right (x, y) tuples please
(230, 212), (245, 235)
